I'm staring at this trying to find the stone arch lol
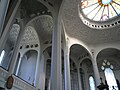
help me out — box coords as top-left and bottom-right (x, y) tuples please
(68, 38), (92, 59)
(70, 44), (91, 67)
(96, 48), (120, 87)
(79, 56), (92, 67)
(95, 44), (120, 59)
(69, 44), (91, 90)
(80, 58), (95, 90)
(96, 48), (120, 71)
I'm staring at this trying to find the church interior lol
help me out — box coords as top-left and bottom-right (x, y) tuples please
(0, 0), (120, 90)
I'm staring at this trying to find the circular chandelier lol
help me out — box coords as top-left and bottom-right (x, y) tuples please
(81, 0), (120, 21)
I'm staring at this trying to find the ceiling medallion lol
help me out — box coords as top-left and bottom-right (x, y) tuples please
(100, 0), (112, 5)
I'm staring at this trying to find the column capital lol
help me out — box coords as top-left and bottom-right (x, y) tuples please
(91, 49), (98, 59)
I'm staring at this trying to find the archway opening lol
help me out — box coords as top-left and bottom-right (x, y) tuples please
(17, 50), (38, 85)
(80, 58), (95, 90)
(97, 48), (120, 90)
(70, 44), (90, 90)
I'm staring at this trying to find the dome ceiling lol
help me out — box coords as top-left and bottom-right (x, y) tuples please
(21, 0), (49, 17)
(62, 0), (120, 45)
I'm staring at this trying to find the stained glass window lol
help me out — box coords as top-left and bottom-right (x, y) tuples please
(104, 68), (118, 90)
(101, 60), (118, 90)
(89, 76), (96, 90)
(81, 0), (120, 21)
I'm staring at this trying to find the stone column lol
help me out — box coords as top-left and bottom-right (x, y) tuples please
(50, 16), (62, 90)
(77, 68), (82, 90)
(64, 45), (71, 90)
(92, 52), (101, 88)
(0, 0), (10, 36)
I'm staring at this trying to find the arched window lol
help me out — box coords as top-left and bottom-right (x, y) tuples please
(101, 60), (118, 90)
(104, 68), (118, 90)
(1, 24), (20, 70)
(0, 50), (5, 65)
(89, 76), (96, 90)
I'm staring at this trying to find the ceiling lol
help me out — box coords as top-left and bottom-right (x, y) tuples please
(62, 0), (120, 45)
(32, 15), (53, 42)
(21, 0), (48, 17)
(70, 44), (88, 60)
(80, 58), (93, 73)
(7, 0), (120, 64)
(97, 48), (120, 58)
(7, 0), (54, 45)
(97, 48), (120, 70)
(61, 0), (120, 72)
(10, 15), (53, 45)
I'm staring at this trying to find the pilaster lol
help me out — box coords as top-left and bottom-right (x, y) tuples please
(64, 44), (71, 90)
(77, 68), (82, 90)
(92, 52), (101, 88)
